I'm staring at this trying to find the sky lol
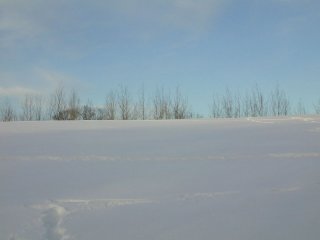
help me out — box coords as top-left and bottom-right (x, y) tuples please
(1, 0), (320, 115)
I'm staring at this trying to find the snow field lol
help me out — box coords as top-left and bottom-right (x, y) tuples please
(1, 117), (320, 239)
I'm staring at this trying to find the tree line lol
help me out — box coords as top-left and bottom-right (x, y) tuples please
(1, 84), (319, 121)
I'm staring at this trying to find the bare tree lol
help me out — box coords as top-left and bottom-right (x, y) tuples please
(82, 100), (96, 120)
(270, 85), (290, 116)
(105, 90), (117, 120)
(20, 94), (44, 121)
(49, 85), (67, 120)
(96, 108), (106, 120)
(152, 88), (162, 120)
(153, 87), (172, 120)
(138, 84), (146, 120)
(67, 89), (81, 120)
(243, 85), (267, 117)
(125, 86), (145, 120)
(21, 94), (35, 121)
(250, 85), (266, 117)
(210, 94), (222, 118)
(131, 102), (140, 120)
(2, 84), (317, 121)
(242, 91), (251, 117)
(34, 95), (44, 121)
(0, 98), (16, 122)
(172, 86), (189, 119)
(233, 91), (241, 118)
(221, 88), (234, 118)
(118, 85), (131, 120)
(295, 98), (307, 116)
(314, 98), (320, 114)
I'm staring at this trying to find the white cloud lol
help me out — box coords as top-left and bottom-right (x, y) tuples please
(107, 0), (227, 32)
(271, 0), (313, 3)
(0, 0), (229, 51)
(0, 67), (87, 101)
(167, 0), (226, 31)
(34, 68), (76, 88)
(0, 0), (46, 48)
(0, 13), (41, 39)
(33, 68), (89, 94)
(7, 234), (27, 240)
(0, 87), (39, 97)
(269, 152), (320, 158)
(41, 204), (70, 240)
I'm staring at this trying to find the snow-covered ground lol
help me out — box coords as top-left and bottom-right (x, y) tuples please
(1, 117), (320, 240)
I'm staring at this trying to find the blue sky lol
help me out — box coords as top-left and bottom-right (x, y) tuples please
(1, 0), (319, 114)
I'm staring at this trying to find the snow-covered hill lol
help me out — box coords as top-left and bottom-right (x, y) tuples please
(1, 117), (320, 240)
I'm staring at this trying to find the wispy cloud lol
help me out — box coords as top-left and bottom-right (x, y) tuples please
(41, 204), (70, 240)
(34, 68), (78, 89)
(165, 0), (226, 31)
(0, 0), (227, 48)
(0, 86), (39, 97)
(35, 67), (91, 94)
(0, 68), (84, 100)
(0, 0), (46, 48)
(106, 0), (227, 33)
(271, 0), (314, 3)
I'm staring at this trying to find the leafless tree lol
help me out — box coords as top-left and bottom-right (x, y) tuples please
(221, 88), (234, 118)
(153, 87), (172, 120)
(314, 98), (320, 114)
(172, 86), (189, 119)
(67, 89), (81, 120)
(138, 84), (146, 120)
(118, 85), (131, 120)
(295, 98), (307, 116)
(233, 91), (241, 118)
(270, 85), (290, 116)
(105, 90), (117, 120)
(21, 94), (35, 121)
(152, 88), (162, 120)
(49, 85), (67, 120)
(125, 86), (146, 120)
(34, 95), (44, 120)
(131, 102), (140, 120)
(21, 94), (44, 121)
(96, 108), (106, 120)
(242, 91), (251, 117)
(210, 94), (222, 118)
(2, 83), (318, 121)
(0, 98), (16, 121)
(243, 85), (267, 117)
(82, 100), (96, 120)
(250, 85), (266, 117)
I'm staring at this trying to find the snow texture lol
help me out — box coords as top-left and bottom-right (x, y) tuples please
(1, 117), (320, 240)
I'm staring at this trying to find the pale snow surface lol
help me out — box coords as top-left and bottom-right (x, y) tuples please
(1, 117), (320, 240)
